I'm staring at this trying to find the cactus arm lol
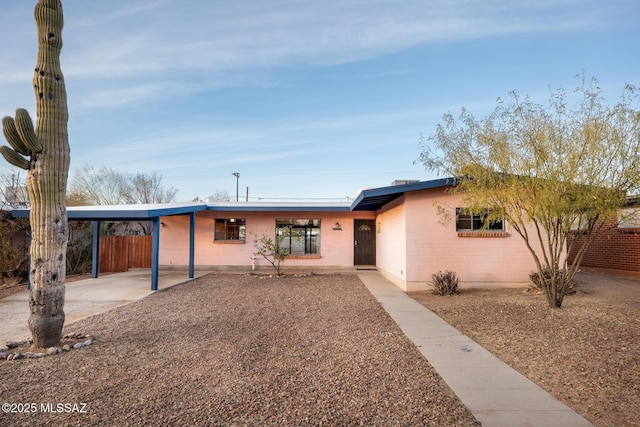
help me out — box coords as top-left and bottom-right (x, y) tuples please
(2, 116), (32, 156)
(0, 146), (30, 170)
(15, 108), (43, 153)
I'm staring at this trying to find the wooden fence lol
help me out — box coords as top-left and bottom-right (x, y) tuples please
(98, 235), (152, 273)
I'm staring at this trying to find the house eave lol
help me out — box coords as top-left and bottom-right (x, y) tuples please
(350, 177), (456, 211)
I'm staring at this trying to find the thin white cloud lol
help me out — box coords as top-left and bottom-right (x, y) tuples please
(69, 0), (598, 74)
(1, 0), (619, 111)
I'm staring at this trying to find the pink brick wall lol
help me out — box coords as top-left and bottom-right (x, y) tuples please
(376, 188), (544, 290)
(159, 210), (374, 270)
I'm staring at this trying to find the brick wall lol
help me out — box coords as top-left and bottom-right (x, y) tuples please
(567, 216), (640, 273)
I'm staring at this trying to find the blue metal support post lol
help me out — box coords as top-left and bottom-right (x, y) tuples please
(189, 212), (195, 279)
(151, 217), (160, 291)
(91, 221), (100, 278)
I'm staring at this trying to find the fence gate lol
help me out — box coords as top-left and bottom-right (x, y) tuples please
(98, 235), (152, 273)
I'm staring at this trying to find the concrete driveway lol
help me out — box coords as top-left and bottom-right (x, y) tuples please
(0, 269), (210, 342)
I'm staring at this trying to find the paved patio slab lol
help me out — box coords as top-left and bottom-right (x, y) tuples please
(0, 269), (209, 342)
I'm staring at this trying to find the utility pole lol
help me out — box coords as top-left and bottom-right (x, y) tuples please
(232, 172), (240, 202)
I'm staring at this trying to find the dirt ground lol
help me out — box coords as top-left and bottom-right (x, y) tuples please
(409, 271), (640, 427)
(0, 274), (479, 426)
(2, 271), (638, 426)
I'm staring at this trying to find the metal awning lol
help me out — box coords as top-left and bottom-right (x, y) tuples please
(12, 203), (208, 291)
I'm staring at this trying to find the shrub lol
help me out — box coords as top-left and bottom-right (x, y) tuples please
(529, 267), (575, 294)
(430, 270), (459, 295)
(252, 232), (289, 276)
(66, 237), (92, 276)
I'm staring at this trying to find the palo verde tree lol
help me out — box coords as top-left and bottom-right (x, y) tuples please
(0, 0), (70, 346)
(418, 76), (640, 308)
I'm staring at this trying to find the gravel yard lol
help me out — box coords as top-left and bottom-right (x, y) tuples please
(410, 272), (640, 427)
(0, 273), (479, 426)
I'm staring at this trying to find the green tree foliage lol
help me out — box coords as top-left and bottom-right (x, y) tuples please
(418, 76), (640, 308)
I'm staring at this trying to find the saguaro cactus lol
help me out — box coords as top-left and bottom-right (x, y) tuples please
(0, 0), (70, 348)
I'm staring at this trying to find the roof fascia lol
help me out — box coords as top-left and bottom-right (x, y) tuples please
(350, 177), (456, 211)
(11, 203), (208, 220)
(206, 205), (351, 212)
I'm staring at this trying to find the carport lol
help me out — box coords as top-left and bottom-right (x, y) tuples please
(12, 203), (208, 291)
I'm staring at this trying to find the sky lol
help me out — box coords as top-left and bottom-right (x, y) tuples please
(1, 0), (639, 202)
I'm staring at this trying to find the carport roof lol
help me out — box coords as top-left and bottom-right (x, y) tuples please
(12, 202), (209, 220)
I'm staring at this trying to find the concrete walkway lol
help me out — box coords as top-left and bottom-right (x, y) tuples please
(357, 271), (594, 427)
(0, 269), (209, 343)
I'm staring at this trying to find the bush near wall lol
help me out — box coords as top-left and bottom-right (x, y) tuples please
(0, 211), (30, 276)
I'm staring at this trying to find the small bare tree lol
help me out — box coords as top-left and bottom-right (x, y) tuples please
(252, 230), (289, 276)
(129, 172), (178, 204)
(68, 166), (178, 235)
(68, 166), (132, 206)
(0, 170), (29, 209)
(252, 226), (302, 276)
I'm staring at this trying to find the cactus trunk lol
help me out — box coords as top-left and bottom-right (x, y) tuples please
(26, 0), (70, 348)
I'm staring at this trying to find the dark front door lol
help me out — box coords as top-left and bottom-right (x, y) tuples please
(354, 219), (376, 265)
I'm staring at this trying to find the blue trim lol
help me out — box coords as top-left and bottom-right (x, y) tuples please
(92, 221), (100, 278)
(206, 205), (351, 212)
(11, 203), (209, 220)
(151, 217), (160, 291)
(350, 177), (456, 211)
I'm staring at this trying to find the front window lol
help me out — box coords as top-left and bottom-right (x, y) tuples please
(215, 218), (246, 241)
(456, 208), (504, 231)
(276, 219), (320, 255)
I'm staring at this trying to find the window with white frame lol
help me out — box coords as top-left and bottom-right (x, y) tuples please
(276, 218), (320, 255)
(214, 218), (246, 241)
(455, 208), (504, 231)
